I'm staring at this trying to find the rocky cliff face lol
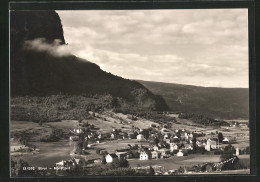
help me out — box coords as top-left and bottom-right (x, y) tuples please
(10, 10), (169, 111)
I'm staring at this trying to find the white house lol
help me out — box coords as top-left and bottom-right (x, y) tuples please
(140, 151), (149, 160)
(137, 134), (145, 141)
(177, 150), (184, 157)
(189, 133), (193, 138)
(236, 147), (240, 156)
(111, 133), (115, 139)
(74, 128), (82, 134)
(205, 139), (217, 151)
(106, 153), (118, 163)
(222, 138), (229, 144)
(164, 134), (169, 139)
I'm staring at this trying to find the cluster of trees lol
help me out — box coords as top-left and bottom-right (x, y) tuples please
(40, 128), (64, 142)
(178, 113), (229, 127)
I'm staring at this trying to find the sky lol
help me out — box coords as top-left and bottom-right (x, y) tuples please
(57, 9), (248, 88)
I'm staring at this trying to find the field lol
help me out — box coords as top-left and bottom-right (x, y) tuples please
(12, 140), (75, 167)
(129, 154), (221, 171)
(94, 139), (149, 152)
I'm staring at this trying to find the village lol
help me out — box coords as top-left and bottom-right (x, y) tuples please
(51, 112), (249, 175)
(10, 111), (250, 176)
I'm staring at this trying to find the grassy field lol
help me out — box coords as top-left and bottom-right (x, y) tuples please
(86, 111), (160, 133)
(94, 139), (149, 153)
(128, 154), (221, 171)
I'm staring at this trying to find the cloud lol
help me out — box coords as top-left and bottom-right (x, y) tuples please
(23, 38), (71, 57)
(57, 9), (248, 88)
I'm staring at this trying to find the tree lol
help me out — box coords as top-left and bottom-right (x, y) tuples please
(218, 132), (224, 143)
(192, 137), (197, 150)
(148, 166), (155, 175)
(102, 155), (107, 164)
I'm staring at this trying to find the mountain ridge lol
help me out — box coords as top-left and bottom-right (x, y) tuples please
(10, 10), (168, 111)
(137, 80), (249, 120)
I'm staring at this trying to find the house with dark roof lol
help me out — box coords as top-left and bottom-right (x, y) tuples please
(105, 153), (119, 163)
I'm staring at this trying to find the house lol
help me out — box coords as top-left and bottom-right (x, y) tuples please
(222, 138), (229, 144)
(177, 149), (184, 157)
(137, 134), (145, 141)
(205, 139), (217, 151)
(87, 158), (102, 164)
(140, 151), (149, 160)
(236, 147), (240, 156)
(55, 158), (81, 169)
(165, 139), (171, 144)
(98, 134), (102, 139)
(153, 145), (159, 151)
(128, 133), (134, 139)
(170, 143), (178, 152)
(69, 136), (79, 141)
(151, 151), (160, 159)
(74, 128), (82, 134)
(116, 152), (127, 159)
(185, 144), (193, 150)
(184, 132), (189, 140)
(94, 159), (102, 164)
(10, 145), (26, 152)
(164, 134), (169, 139)
(158, 148), (170, 157)
(111, 133), (115, 139)
(106, 153), (119, 163)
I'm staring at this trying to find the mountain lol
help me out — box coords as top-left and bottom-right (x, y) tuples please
(137, 80), (249, 120)
(10, 11), (168, 111)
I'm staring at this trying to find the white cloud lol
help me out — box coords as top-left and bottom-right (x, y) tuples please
(57, 9), (248, 88)
(24, 38), (71, 57)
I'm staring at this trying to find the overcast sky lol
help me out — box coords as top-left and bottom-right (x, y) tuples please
(57, 9), (248, 88)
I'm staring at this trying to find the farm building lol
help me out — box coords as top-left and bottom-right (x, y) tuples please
(151, 151), (160, 159)
(140, 151), (149, 160)
(110, 133), (115, 139)
(177, 149), (185, 157)
(116, 152), (127, 159)
(55, 158), (81, 169)
(205, 139), (217, 151)
(137, 134), (145, 141)
(222, 138), (229, 144)
(236, 147), (240, 156)
(170, 143), (178, 152)
(153, 145), (159, 151)
(105, 153), (119, 163)
(69, 136), (79, 141)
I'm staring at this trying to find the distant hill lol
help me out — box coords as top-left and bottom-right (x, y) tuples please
(10, 11), (168, 111)
(137, 80), (249, 120)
